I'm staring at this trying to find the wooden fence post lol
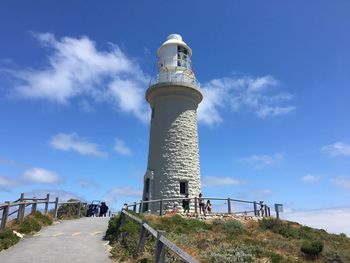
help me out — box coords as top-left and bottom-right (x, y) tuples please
(31, 199), (37, 215)
(1, 201), (10, 230)
(159, 199), (163, 216)
(135, 220), (147, 258)
(253, 201), (257, 216)
(17, 193), (25, 223)
(154, 230), (166, 263)
(267, 206), (271, 217)
(264, 205), (268, 218)
(133, 202), (137, 212)
(44, 193), (50, 215)
(54, 197), (59, 219)
(194, 197), (198, 214)
(227, 198), (232, 214)
(139, 200), (143, 214)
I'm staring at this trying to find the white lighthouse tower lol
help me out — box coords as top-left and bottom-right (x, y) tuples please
(142, 34), (202, 212)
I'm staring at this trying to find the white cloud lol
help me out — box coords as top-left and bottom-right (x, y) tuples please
(202, 176), (241, 187)
(23, 167), (62, 184)
(321, 142), (350, 157)
(237, 153), (284, 169)
(198, 75), (295, 126)
(301, 174), (322, 183)
(332, 175), (350, 189)
(8, 32), (149, 121)
(50, 133), (107, 157)
(103, 187), (141, 204)
(77, 179), (99, 189)
(114, 138), (132, 156)
(0, 175), (18, 187)
(284, 207), (350, 236)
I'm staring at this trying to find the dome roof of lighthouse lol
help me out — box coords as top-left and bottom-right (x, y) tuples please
(157, 34), (192, 56)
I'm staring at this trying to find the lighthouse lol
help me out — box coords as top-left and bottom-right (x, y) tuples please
(142, 34), (202, 212)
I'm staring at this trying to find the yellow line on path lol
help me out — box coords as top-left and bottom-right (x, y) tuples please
(72, 232), (81, 236)
(52, 232), (64, 237)
(90, 231), (102, 236)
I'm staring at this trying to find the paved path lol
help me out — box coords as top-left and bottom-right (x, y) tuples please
(0, 217), (112, 263)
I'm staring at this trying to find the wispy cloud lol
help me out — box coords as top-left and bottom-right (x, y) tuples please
(321, 142), (350, 157)
(103, 187), (142, 204)
(0, 175), (18, 187)
(23, 167), (62, 184)
(5, 32), (149, 121)
(301, 174), (322, 183)
(77, 179), (99, 189)
(50, 132), (107, 157)
(237, 153), (284, 169)
(201, 176), (241, 187)
(198, 75), (296, 126)
(284, 207), (350, 236)
(114, 138), (132, 156)
(331, 175), (350, 189)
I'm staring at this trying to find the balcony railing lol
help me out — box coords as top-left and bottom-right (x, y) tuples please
(150, 72), (200, 88)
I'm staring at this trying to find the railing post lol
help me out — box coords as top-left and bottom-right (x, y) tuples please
(194, 197), (198, 214)
(154, 230), (166, 263)
(267, 206), (271, 217)
(133, 202), (137, 212)
(77, 202), (82, 217)
(159, 199), (163, 216)
(31, 199), (37, 215)
(54, 197), (59, 219)
(135, 220), (147, 258)
(253, 201), (257, 216)
(44, 193), (50, 215)
(1, 201), (10, 230)
(227, 198), (232, 214)
(264, 205), (268, 218)
(17, 193), (25, 223)
(139, 200), (143, 214)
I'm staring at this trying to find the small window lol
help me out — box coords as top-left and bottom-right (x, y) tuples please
(180, 181), (188, 195)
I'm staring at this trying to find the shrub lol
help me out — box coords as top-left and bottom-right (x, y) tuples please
(300, 240), (323, 260)
(33, 211), (53, 226)
(152, 214), (211, 234)
(0, 229), (20, 251)
(202, 244), (254, 263)
(57, 199), (84, 219)
(212, 219), (245, 236)
(258, 218), (298, 238)
(18, 216), (41, 234)
(105, 215), (120, 242)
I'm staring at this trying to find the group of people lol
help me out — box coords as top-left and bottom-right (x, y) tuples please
(182, 193), (212, 215)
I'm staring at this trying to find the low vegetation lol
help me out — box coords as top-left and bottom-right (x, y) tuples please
(0, 211), (53, 252)
(105, 213), (350, 262)
(56, 198), (86, 219)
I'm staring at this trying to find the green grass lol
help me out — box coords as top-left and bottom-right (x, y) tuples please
(0, 229), (20, 251)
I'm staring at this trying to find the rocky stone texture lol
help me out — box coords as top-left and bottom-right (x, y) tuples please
(144, 84), (202, 212)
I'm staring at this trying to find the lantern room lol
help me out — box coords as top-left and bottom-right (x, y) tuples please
(156, 34), (198, 86)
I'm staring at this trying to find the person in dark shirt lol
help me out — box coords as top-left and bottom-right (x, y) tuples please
(99, 202), (109, 217)
(182, 194), (190, 213)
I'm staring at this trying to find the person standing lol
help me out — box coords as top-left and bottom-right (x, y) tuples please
(182, 194), (190, 213)
(99, 202), (109, 217)
(206, 200), (212, 213)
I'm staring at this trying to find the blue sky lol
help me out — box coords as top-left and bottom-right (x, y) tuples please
(1, 1), (350, 234)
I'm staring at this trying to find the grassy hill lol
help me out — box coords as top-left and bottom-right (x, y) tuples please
(105, 212), (350, 262)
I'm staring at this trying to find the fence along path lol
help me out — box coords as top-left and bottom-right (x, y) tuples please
(118, 210), (199, 263)
(125, 196), (272, 218)
(0, 192), (87, 230)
